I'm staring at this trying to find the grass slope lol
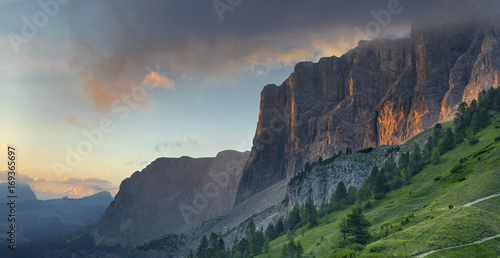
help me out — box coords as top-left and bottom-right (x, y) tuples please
(258, 114), (500, 257)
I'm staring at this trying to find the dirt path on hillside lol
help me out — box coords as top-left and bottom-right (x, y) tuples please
(414, 233), (500, 258)
(414, 193), (500, 257)
(462, 192), (500, 207)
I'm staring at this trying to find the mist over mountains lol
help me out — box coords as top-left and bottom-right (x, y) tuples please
(0, 183), (112, 244)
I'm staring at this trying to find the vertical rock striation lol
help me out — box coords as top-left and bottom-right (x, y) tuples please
(235, 20), (500, 204)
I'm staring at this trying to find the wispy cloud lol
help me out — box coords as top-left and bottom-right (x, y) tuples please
(155, 138), (199, 152)
(65, 116), (88, 130)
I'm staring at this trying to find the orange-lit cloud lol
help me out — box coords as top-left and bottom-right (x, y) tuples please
(81, 79), (125, 112)
(1, 170), (116, 200)
(61, 176), (111, 185)
(65, 115), (88, 130)
(33, 177), (47, 183)
(141, 71), (175, 89)
(63, 186), (98, 197)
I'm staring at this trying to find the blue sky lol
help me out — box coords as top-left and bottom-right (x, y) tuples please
(1, 0), (494, 199)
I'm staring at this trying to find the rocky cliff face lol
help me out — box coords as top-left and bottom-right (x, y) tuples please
(92, 150), (249, 247)
(235, 20), (500, 204)
(285, 146), (394, 210)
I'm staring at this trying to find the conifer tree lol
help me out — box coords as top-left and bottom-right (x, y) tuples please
(303, 196), (318, 226)
(431, 147), (440, 164)
(340, 205), (370, 244)
(196, 235), (209, 258)
(333, 181), (347, 208)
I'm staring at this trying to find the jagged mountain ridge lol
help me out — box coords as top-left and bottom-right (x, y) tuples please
(235, 20), (500, 204)
(92, 150), (250, 247)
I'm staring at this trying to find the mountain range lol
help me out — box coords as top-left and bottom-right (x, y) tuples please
(15, 19), (500, 257)
(0, 183), (112, 243)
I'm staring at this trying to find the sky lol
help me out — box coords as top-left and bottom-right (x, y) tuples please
(1, 0), (498, 199)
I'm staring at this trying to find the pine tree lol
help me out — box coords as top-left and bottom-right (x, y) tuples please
(433, 123), (444, 144)
(265, 224), (276, 240)
(296, 241), (303, 258)
(495, 89), (500, 111)
(217, 238), (225, 253)
(261, 237), (270, 254)
(275, 218), (284, 237)
(431, 147), (440, 164)
(346, 186), (357, 205)
(478, 108), (490, 128)
(355, 185), (371, 203)
(381, 157), (401, 190)
(249, 230), (265, 255)
(231, 236), (240, 256)
(367, 166), (380, 191)
(471, 112), (481, 133)
(340, 205), (371, 244)
(303, 196), (318, 226)
(398, 151), (410, 169)
(208, 232), (219, 257)
(280, 243), (289, 258)
(333, 181), (347, 208)
(238, 238), (249, 254)
(409, 144), (422, 175)
(372, 172), (386, 199)
(438, 128), (456, 154)
(457, 101), (468, 116)
(196, 235), (209, 258)
(245, 219), (256, 239)
(287, 205), (301, 230)
(401, 167), (411, 184)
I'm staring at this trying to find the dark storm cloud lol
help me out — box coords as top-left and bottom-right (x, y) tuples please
(63, 0), (500, 110)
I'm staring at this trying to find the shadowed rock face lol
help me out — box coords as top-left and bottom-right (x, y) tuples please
(92, 150), (249, 247)
(235, 20), (500, 205)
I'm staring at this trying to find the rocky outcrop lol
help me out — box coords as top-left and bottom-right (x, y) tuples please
(285, 146), (394, 209)
(92, 150), (249, 247)
(236, 20), (500, 204)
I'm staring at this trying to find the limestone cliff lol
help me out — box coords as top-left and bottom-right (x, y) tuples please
(235, 20), (500, 204)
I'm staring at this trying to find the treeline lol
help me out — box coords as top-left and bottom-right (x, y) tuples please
(454, 87), (499, 144)
(189, 219), (270, 258)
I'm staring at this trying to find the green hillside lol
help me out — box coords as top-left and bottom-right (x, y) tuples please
(257, 114), (500, 257)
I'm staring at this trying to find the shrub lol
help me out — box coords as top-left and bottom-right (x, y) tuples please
(368, 245), (382, 253)
(357, 147), (374, 154)
(328, 248), (359, 258)
(434, 176), (441, 181)
(449, 204), (454, 209)
(450, 164), (463, 173)
(495, 136), (500, 142)
(468, 136), (479, 145)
